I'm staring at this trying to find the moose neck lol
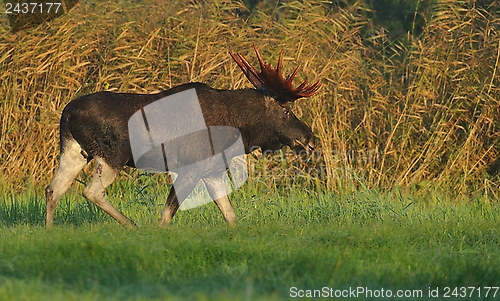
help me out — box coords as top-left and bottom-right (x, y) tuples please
(217, 88), (284, 154)
(156, 83), (292, 154)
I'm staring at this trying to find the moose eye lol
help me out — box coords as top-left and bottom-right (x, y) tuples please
(283, 108), (291, 116)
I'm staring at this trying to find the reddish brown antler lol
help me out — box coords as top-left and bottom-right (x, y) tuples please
(229, 45), (321, 103)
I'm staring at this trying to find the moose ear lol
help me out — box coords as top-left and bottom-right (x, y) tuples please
(229, 45), (321, 104)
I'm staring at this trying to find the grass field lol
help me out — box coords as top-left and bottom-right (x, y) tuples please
(1, 178), (499, 300)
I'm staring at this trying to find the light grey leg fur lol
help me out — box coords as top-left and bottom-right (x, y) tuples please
(203, 176), (236, 226)
(82, 157), (136, 228)
(45, 139), (87, 228)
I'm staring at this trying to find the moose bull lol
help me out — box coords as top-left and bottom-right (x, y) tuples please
(45, 46), (321, 228)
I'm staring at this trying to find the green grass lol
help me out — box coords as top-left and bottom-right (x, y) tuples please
(1, 181), (499, 300)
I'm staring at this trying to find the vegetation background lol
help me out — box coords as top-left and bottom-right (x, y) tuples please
(1, 0), (499, 197)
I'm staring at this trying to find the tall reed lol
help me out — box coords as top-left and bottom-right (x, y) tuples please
(0, 0), (498, 197)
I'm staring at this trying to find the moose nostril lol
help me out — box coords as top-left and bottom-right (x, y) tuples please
(307, 144), (315, 153)
(307, 139), (315, 150)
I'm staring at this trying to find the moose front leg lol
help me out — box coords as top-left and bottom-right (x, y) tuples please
(213, 195), (236, 226)
(203, 176), (236, 226)
(159, 187), (180, 227)
(159, 174), (200, 227)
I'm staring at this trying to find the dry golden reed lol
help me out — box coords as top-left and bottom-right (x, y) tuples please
(0, 0), (499, 197)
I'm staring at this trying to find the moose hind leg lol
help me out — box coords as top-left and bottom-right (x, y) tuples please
(82, 157), (136, 228)
(46, 139), (87, 228)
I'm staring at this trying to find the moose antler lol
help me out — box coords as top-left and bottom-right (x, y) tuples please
(229, 45), (321, 103)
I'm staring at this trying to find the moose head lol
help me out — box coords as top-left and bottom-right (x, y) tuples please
(229, 45), (321, 154)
